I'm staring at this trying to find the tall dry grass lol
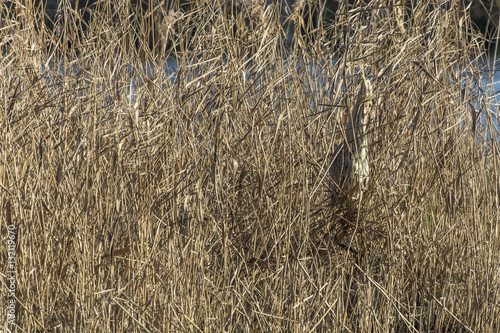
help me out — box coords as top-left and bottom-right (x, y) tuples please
(1, 0), (499, 331)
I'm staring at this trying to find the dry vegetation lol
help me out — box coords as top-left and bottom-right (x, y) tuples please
(1, 0), (499, 331)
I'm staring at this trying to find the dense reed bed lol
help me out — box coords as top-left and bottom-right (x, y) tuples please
(1, 0), (499, 331)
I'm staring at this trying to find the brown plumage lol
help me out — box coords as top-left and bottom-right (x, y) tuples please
(330, 72), (372, 201)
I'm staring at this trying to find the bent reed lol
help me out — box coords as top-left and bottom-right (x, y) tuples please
(1, 0), (499, 331)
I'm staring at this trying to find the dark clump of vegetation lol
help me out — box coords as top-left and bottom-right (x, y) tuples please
(1, 0), (499, 331)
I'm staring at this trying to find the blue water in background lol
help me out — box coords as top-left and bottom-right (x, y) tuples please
(41, 56), (500, 141)
(158, 57), (500, 140)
